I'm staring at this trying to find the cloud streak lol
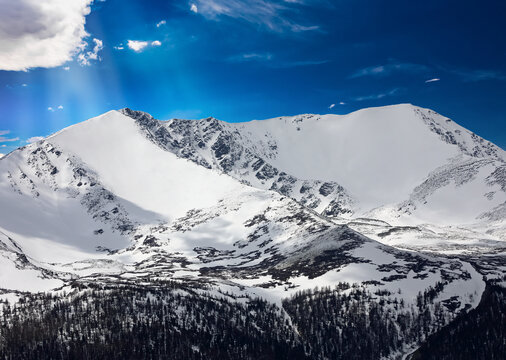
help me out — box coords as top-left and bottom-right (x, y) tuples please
(352, 88), (400, 102)
(271, 59), (329, 68)
(350, 62), (429, 79)
(351, 62), (506, 84)
(0, 130), (19, 143)
(191, 0), (319, 33)
(450, 69), (506, 82)
(228, 53), (273, 62)
(228, 52), (328, 68)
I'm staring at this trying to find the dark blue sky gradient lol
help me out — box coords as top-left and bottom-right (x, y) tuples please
(0, 0), (505, 154)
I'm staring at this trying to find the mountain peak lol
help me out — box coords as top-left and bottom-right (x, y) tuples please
(119, 108), (154, 122)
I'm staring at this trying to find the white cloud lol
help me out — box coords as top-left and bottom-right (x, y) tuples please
(1, 144), (6, 147)
(127, 40), (149, 52)
(156, 20), (167, 27)
(192, 0), (319, 33)
(26, 136), (44, 144)
(114, 45), (124, 50)
(77, 38), (103, 66)
(425, 78), (440, 83)
(0, 130), (19, 143)
(21, 83), (27, 87)
(0, 0), (95, 71)
(63, 66), (70, 71)
(329, 104), (335, 109)
(48, 105), (63, 112)
(127, 40), (161, 52)
(339, 101), (346, 105)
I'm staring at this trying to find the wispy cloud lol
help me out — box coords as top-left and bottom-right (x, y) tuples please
(156, 20), (166, 27)
(0, 130), (19, 143)
(350, 62), (429, 79)
(227, 52), (327, 68)
(272, 59), (329, 68)
(77, 38), (103, 66)
(450, 69), (506, 82)
(329, 103), (335, 109)
(228, 52), (273, 62)
(352, 88), (400, 102)
(5, 83), (29, 89)
(191, 0), (319, 33)
(351, 61), (506, 84)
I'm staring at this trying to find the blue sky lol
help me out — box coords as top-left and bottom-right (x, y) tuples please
(0, 0), (505, 155)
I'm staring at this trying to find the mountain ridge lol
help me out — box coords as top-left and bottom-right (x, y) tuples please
(0, 104), (503, 358)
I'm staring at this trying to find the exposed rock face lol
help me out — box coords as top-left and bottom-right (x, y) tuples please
(120, 108), (355, 218)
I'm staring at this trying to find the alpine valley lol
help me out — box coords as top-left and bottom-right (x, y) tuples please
(0, 104), (504, 359)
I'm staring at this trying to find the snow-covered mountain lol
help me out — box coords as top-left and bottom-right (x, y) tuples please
(0, 104), (503, 358)
(124, 105), (505, 253)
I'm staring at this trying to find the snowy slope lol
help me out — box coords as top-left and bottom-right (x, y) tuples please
(237, 104), (505, 210)
(241, 106), (458, 207)
(47, 110), (249, 222)
(0, 111), (274, 284)
(0, 108), (488, 320)
(120, 105), (505, 254)
(125, 105), (505, 218)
